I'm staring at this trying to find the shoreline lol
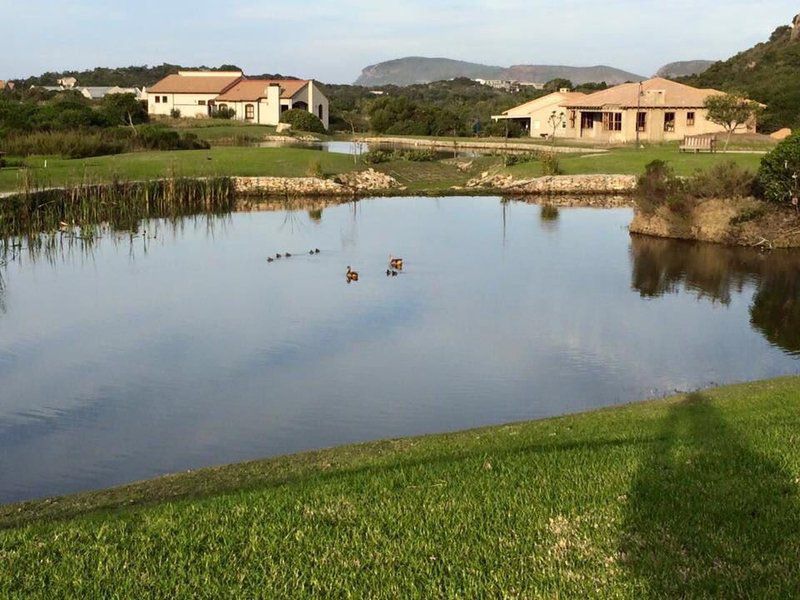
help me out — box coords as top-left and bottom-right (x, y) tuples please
(2, 376), (797, 528)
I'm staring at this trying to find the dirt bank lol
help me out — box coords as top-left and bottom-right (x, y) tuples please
(630, 198), (800, 249)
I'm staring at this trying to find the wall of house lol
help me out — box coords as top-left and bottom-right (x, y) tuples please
(148, 93), (218, 118)
(570, 107), (755, 144)
(288, 82), (330, 129)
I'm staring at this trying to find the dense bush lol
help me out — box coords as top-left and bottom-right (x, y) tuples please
(635, 160), (686, 213)
(539, 152), (563, 176)
(757, 133), (800, 205)
(481, 119), (524, 138)
(687, 161), (755, 199)
(0, 130), (128, 158)
(134, 126), (209, 151)
(212, 106), (236, 120)
(502, 152), (537, 166)
(360, 148), (437, 165)
(100, 93), (148, 126)
(279, 109), (326, 134)
(170, 108), (181, 119)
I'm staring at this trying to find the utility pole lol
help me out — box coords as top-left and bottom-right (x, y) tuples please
(635, 81), (643, 149)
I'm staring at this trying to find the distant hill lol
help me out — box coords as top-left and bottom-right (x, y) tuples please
(656, 60), (716, 78)
(680, 16), (800, 132)
(355, 57), (644, 87)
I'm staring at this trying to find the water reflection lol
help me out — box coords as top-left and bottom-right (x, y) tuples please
(630, 235), (800, 355)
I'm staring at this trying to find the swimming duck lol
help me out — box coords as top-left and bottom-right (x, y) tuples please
(346, 266), (359, 282)
(285, 252), (292, 258)
(267, 257), (274, 263)
(315, 249), (321, 254)
(309, 250), (315, 255)
(389, 255), (404, 270)
(386, 269), (398, 277)
(275, 253), (282, 259)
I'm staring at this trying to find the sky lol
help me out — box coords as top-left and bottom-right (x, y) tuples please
(2, 0), (798, 83)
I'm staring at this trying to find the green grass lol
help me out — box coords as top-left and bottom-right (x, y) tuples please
(2, 378), (800, 597)
(0, 147), (356, 192)
(176, 123), (277, 142)
(505, 145), (766, 178)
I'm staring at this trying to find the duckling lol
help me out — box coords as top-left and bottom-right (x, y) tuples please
(309, 250), (315, 255)
(267, 257), (274, 263)
(275, 253), (282, 259)
(346, 266), (359, 282)
(386, 269), (398, 277)
(315, 248), (321, 254)
(389, 254), (404, 270)
(285, 252), (292, 258)
(391, 270), (398, 277)
(386, 269), (391, 277)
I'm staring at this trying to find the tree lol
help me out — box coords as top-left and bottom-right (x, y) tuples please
(544, 79), (573, 93)
(100, 93), (148, 128)
(757, 133), (800, 209)
(704, 93), (762, 151)
(547, 110), (566, 145)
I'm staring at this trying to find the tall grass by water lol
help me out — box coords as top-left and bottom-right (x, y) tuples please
(0, 173), (237, 259)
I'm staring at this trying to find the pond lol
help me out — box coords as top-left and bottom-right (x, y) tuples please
(0, 196), (798, 503)
(256, 139), (481, 158)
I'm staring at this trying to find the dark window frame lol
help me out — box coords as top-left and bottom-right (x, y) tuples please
(636, 112), (647, 132)
(664, 112), (676, 132)
(245, 104), (255, 120)
(687, 111), (696, 126)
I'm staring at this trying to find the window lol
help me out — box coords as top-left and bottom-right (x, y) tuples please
(162, 96), (167, 103)
(318, 104), (324, 120)
(664, 112), (676, 132)
(218, 104), (227, 111)
(636, 112), (647, 132)
(687, 111), (696, 126)
(569, 111), (577, 128)
(245, 104), (255, 120)
(154, 96), (160, 103)
(602, 112), (622, 132)
(198, 100), (206, 106)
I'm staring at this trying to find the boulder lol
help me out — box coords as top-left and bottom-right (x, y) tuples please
(770, 128), (793, 141)
(276, 123), (292, 134)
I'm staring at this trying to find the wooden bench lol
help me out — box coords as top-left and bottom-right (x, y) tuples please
(679, 135), (717, 153)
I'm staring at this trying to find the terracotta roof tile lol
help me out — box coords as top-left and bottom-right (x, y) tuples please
(563, 78), (726, 109)
(148, 73), (243, 94)
(215, 79), (309, 101)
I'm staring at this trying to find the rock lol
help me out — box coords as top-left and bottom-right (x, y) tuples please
(770, 128), (792, 140)
(276, 123), (292, 133)
(792, 13), (800, 42)
(233, 170), (404, 198)
(334, 169), (405, 191)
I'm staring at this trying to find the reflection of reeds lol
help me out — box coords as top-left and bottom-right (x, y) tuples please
(540, 204), (560, 221)
(0, 176), (237, 260)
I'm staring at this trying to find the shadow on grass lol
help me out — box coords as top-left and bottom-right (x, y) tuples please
(622, 393), (800, 596)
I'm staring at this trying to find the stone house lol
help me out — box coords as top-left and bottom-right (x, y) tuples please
(492, 90), (587, 138)
(147, 71), (329, 128)
(561, 78), (758, 143)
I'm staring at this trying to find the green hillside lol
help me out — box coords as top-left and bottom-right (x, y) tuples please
(680, 22), (800, 132)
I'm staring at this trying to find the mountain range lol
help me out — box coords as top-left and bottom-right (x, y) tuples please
(354, 57), (715, 87)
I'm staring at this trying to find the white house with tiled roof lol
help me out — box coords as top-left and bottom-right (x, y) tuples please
(147, 71), (329, 128)
(492, 90), (587, 139)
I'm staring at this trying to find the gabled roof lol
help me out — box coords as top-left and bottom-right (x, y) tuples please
(215, 79), (309, 101)
(502, 91), (586, 116)
(148, 73), (243, 94)
(563, 78), (725, 109)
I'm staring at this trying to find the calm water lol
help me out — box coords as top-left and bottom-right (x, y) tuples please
(1, 197), (799, 503)
(256, 139), (480, 158)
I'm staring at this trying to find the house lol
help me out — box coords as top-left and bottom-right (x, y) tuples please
(561, 78), (758, 143)
(492, 90), (587, 138)
(214, 78), (329, 129)
(57, 77), (77, 88)
(146, 71), (329, 128)
(78, 86), (144, 100)
(147, 71), (243, 118)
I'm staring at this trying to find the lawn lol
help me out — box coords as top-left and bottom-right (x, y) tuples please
(505, 145), (766, 178)
(0, 147), (357, 192)
(2, 378), (800, 597)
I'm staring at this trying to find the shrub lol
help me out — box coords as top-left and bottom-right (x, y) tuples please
(212, 106), (236, 120)
(170, 108), (181, 119)
(686, 161), (755, 199)
(402, 149), (436, 162)
(539, 152), (563, 176)
(134, 125), (210, 151)
(503, 152), (537, 167)
(483, 119), (523, 138)
(306, 159), (324, 178)
(635, 160), (686, 213)
(279, 109), (326, 134)
(100, 93), (148, 126)
(360, 150), (393, 165)
(757, 133), (800, 205)
(0, 130), (128, 158)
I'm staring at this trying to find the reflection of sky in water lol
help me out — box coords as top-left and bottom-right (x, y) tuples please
(0, 197), (798, 503)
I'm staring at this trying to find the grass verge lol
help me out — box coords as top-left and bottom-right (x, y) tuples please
(2, 377), (800, 597)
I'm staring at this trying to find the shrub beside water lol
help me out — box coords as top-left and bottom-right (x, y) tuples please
(757, 133), (800, 206)
(360, 148), (437, 164)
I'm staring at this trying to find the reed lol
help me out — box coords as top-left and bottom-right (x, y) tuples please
(0, 175), (237, 259)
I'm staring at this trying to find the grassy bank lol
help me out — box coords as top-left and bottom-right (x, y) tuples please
(2, 378), (800, 597)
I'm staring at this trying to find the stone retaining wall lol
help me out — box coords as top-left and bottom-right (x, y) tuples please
(465, 173), (638, 195)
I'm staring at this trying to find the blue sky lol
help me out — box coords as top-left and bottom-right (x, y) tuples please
(2, 0), (798, 83)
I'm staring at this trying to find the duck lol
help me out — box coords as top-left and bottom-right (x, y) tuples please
(346, 266), (359, 282)
(267, 257), (274, 263)
(389, 254), (404, 270)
